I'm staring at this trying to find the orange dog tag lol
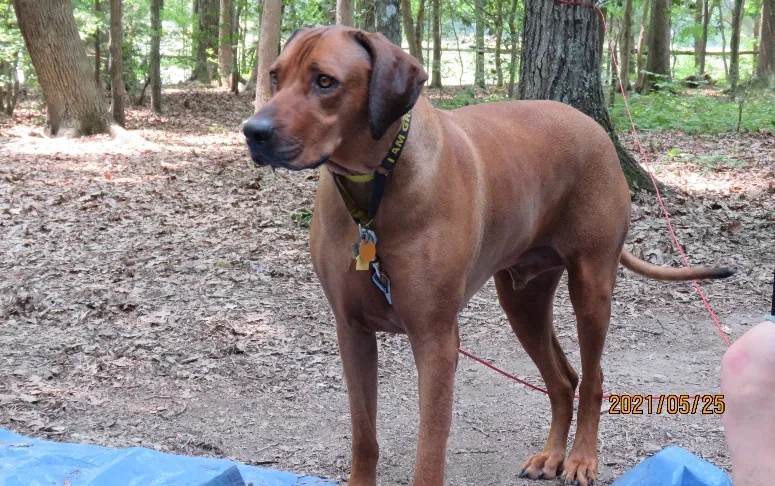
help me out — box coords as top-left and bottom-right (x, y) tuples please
(359, 240), (377, 262)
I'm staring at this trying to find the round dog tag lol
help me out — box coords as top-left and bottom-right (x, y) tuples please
(359, 240), (377, 262)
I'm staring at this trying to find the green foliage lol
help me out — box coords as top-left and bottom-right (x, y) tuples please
(290, 207), (313, 228)
(611, 90), (775, 133)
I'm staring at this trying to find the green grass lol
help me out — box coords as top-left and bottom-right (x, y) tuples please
(430, 87), (775, 134)
(610, 89), (775, 133)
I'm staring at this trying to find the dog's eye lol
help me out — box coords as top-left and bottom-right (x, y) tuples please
(316, 75), (334, 89)
(269, 72), (278, 89)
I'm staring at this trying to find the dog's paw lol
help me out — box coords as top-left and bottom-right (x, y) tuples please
(518, 449), (564, 480)
(559, 451), (598, 486)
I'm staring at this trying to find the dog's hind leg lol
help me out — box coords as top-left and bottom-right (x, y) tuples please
(493, 267), (579, 481)
(560, 255), (618, 486)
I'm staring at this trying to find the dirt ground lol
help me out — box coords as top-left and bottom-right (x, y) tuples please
(1, 89), (773, 485)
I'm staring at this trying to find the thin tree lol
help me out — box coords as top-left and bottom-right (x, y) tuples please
(415, 0), (425, 66)
(758, 0), (775, 86)
(430, 0), (442, 88)
(401, 0), (421, 61)
(474, 0), (485, 88)
(699, 0), (710, 74)
(109, 0), (125, 126)
(620, 0), (634, 90)
(693, 0), (708, 73)
(716, 0), (729, 77)
(94, 0), (101, 87)
(495, 0), (504, 87)
(640, 0), (670, 94)
(753, 4), (761, 72)
(12, 0), (111, 136)
(337, 0), (355, 25)
(729, 0), (745, 97)
(507, 0), (518, 98)
(519, 0), (652, 190)
(150, 0), (162, 112)
(375, 0), (401, 45)
(635, 0), (651, 89)
(256, 0), (282, 106)
(219, 0), (234, 87)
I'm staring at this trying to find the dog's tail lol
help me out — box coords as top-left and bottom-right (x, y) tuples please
(619, 249), (735, 281)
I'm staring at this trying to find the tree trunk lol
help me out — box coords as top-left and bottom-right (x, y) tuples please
(519, 0), (652, 191)
(753, 5), (761, 73)
(507, 0), (518, 98)
(729, 0), (745, 97)
(474, 0), (485, 88)
(401, 0), (420, 59)
(109, 0), (125, 126)
(415, 0), (425, 66)
(94, 0), (101, 87)
(375, 0), (401, 45)
(337, 0), (355, 25)
(641, 0), (670, 94)
(758, 0), (775, 86)
(231, 1), (242, 94)
(700, 0), (709, 74)
(694, 0), (704, 72)
(716, 0), (729, 78)
(150, 0), (162, 112)
(635, 0), (650, 89)
(13, 0), (111, 136)
(620, 0), (633, 90)
(256, 0), (282, 106)
(219, 0), (234, 87)
(430, 0), (441, 87)
(495, 0), (504, 87)
(194, 0), (219, 82)
(361, 0), (376, 31)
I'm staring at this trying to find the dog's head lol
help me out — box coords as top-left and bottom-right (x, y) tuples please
(243, 26), (428, 172)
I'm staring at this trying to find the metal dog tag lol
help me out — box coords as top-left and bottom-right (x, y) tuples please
(371, 261), (392, 305)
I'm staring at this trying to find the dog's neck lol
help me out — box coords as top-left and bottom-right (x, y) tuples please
(327, 97), (443, 222)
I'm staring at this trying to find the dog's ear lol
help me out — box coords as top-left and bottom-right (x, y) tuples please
(351, 30), (428, 140)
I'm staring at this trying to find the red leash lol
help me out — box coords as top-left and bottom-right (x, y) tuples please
(458, 0), (730, 399)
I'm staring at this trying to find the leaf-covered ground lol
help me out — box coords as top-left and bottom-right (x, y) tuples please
(1, 89), (773, 485)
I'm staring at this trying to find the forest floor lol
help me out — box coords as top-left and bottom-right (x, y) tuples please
(1, 87), (774, 485)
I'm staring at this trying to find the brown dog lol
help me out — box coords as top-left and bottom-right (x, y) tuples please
(242, 26), (733, 486)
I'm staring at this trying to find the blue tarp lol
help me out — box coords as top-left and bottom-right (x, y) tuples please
(0, 429), (338, 486)
(612, 445), (731, 486)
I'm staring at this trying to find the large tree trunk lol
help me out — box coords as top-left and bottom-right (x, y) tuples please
(474, 0), (485, 88)
(507, 0), (518, 98)
(109, 0), (125, 126)
(194, 0), (219, 82)
(495, 0), (504, 87)
(729, 0), (745, 97)
(13, 0), (111, 136)
(519, 0), (652, 191)
(430, 0), (441, 88)
(219, 0), (234, 87)
(150, 0), (162, 112)
(256, 0), (282, 106)
(758, 0), (775, 86)
(620, 0), (634, 90)
(635, 0), (650, 90)
(640, 0), (670, 94)
(375, 0), (400, 45)
(694, 0), (705, 73)
(337, 0), (354, 25)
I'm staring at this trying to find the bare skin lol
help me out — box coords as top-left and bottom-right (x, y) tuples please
(721, 320), (775, 485)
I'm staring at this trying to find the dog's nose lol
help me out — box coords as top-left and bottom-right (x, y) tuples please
(243, 116), (274, 142)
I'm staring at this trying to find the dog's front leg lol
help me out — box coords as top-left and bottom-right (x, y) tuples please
(406, 313), (461, 486)
(336, 321), (379, 486)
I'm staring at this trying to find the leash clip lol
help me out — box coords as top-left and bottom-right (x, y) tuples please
(371, 260), (392, 305)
